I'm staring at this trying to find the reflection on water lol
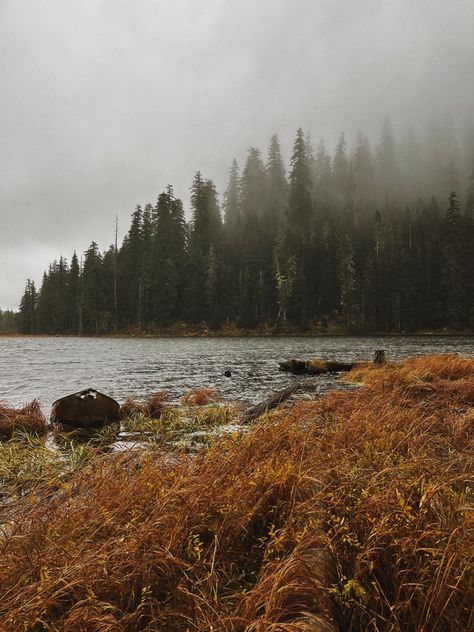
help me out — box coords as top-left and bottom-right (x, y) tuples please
(1, 335), (472, 412)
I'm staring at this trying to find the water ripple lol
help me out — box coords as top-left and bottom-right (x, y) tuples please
(0, 335), (472, 412)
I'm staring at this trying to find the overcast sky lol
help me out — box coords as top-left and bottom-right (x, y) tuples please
(1, 0), (473, 309)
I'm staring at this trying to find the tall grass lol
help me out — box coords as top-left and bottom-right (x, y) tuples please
(120, 390), (169, 420)
(0, 355), (472, 630)
(0, 400), (46, 440)
(181, 387), (221, 406)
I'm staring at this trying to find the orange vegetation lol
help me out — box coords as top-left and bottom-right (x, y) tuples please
(0, 400), (46, 440)
(120, 391), (169, 420)
(0, 355), (472, 631)
(181, 387), (222, 406)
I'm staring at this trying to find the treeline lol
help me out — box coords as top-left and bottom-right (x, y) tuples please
(18, 120), (474, 334)
(0, 309), (17, 333)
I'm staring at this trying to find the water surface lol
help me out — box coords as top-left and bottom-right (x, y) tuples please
(0, 335), (472, 412)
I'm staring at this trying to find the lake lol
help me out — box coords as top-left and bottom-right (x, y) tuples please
(0, 335), (472, 413)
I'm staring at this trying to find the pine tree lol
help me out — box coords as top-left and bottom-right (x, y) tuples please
(18, 279), (37, 334)
(442, 192), (466, 327)
(139, 203), (154, 327)
(352, 131), (375, 218)
(119, 205), (143, 326)
(241, 148), (266, 220)
(265, 134), (287, 225)
(333, 133), (349, 202)
(152, 189), (186, 324)
(288, 128), (313, 239)
(222, 161), (242, 322)
(310, 139), (332, 211)
(238, 210), (264, 328)
(68, 251), (81, 333)
(286, 128), (314, 325)
(205, 245), (222, 328)
(185, 173), (222, 323)
(336, 231), (359, 330)
(223, 159), (242, 237)
(81, 242), (103, 334)
(315, 221), (338, 318)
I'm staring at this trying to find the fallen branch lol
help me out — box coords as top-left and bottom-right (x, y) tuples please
(243, 383), (300, 424)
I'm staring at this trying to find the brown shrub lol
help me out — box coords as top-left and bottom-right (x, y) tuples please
(0, 400), (46, 440)
(120, 390), (168, 420)
(181, 386), (221, 405)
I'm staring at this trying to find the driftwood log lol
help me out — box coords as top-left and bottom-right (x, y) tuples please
(279, 351), (387, 376)
(279, 359), (358, 376)
(243, 383), (300, 424)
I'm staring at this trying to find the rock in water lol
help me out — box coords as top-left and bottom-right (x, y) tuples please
(374, 350), (386, 364)
(50, 388), (120, 428)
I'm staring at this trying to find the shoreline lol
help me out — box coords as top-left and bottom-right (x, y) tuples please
(1, 330), (473, 339)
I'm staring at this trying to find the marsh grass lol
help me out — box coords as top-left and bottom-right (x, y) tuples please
(0, 355), (472, 631)
(0, 400), (46, 440)
(121, 404), (240, 449)
(120, 391), (169, 420)
(181, 386), (222, 405)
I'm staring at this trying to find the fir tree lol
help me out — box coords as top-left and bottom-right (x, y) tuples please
(333, 132), (349, 202)
(442, 192), (466, 327)
(18, 279), (37, 334)
(265, 134), (287, 225)
(223, 159), (242, 237)
(241, 148), (266, 220)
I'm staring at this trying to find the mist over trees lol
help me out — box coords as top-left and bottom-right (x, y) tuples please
(18, 119), (474, 334)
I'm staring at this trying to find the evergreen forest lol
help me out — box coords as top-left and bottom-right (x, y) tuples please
(17, 120), (474, 335)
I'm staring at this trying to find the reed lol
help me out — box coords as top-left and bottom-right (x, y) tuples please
(181, 386), (222, 405)
(0, 400), (46, 440)
(120, 390), (168, 420)
(0, 355), (472, 631)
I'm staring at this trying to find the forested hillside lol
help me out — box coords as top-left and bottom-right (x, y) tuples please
(18, 120), (474, 334)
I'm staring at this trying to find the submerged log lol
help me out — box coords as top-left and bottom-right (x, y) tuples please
(278, 359), (308, 375)
(243, 383), (300, 424)
(279, 359), (358, 376)
(50, 388), (120, 428)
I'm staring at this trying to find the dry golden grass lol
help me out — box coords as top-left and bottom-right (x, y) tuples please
(0, 355), (472, 631)
(120, 390), (168, 420)
(181, 386), (222, 406)
(347, 353), (473, 385)
(0, 400), (46, 440)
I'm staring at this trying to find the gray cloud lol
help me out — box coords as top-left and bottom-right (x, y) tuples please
(1, 0), (473, 308)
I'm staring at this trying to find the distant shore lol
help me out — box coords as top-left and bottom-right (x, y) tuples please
(1, 324), (473, 339)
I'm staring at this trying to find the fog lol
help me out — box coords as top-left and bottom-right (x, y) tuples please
(1, 0), (473, 309)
